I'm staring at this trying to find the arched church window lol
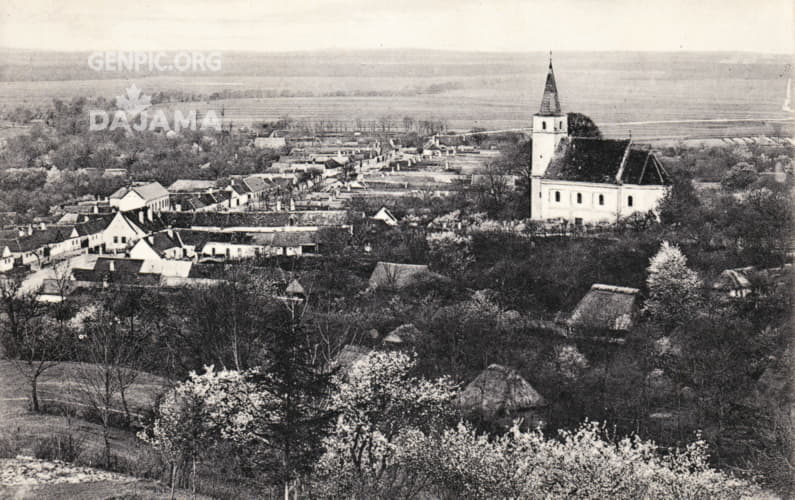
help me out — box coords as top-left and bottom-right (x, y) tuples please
(598, 194), (604, 206)
(576, 193), (582, 204)
(555, 191), (560, 202)
(542, 121), (546, 130)
(627, 196), (634, 207)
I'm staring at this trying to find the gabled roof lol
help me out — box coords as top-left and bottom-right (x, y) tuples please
(168, 179), (215, 193)
(74, 215), (113, 236)
(537, 59), (562, 116)
(242, 175), (268, 193)
(568, 284), (640, 331)
(544, 138), (670, 186)
(132, 182), (169, 201)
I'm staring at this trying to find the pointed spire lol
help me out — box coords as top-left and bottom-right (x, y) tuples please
(538, 54), (562, 116)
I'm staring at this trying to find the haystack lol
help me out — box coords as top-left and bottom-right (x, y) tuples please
(458, 364), (546, 418)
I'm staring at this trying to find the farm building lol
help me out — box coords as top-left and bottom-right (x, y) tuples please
(109, 182), (170, 212)
(457, 364), (547, 428)
(567, 284), (640, 334)
(368, 262), (433, 291)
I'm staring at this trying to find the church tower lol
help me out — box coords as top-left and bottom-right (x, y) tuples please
(531, 55), (567, 219)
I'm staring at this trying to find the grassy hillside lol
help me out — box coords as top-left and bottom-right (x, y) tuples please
(0, 360), (166, 463)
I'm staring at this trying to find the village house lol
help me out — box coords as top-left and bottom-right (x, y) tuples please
(457, 364), (547, 429)
(567, 284), (641, 338)
(196, 231), (319, 260)
(102, 211), (148, 253)
(530, 59), (671, 224)
(109, 181), (170, 212)
(370, 206), (398, 226)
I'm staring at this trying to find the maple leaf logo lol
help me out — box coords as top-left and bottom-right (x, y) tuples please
(115, 84), (152, 116)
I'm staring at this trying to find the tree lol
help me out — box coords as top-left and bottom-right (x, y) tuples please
(0, 277), (71, 412)
(71, 303), (153, 467)
(314, 350), (458, 498)
(567, 112), (601, 138)
(644, 241), (702, 326)
(213, 301), (337, 498)
(141, 366), (237, 499)
(426, 231), (474, 278)
(721, 162), (758, 191)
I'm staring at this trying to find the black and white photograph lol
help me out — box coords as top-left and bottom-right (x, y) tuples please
(0, 0), (792, 498)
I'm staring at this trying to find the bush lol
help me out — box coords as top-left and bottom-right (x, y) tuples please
(33, 433), (84, 463)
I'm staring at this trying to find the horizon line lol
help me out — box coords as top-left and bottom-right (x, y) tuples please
(0, 46), (790, 57)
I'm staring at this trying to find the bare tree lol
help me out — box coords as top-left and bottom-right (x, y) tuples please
(0, 276), (71, 412)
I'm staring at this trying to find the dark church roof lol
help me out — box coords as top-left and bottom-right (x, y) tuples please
(538, 60), (563, 116)
(544, 138), (670, 186)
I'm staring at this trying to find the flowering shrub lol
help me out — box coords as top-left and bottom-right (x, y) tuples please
(426, 231), (474, 276)
(402, 421), (755, 500)
(313, 350), (458, 498)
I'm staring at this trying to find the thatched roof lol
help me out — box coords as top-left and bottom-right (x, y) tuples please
(457, 364), (546, 417)
(368, 262), (431, 291)
(568, 284), (640, 332)
(383, 324), (420, 344)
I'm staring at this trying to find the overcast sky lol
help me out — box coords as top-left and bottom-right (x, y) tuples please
(1, 0), (792, 54)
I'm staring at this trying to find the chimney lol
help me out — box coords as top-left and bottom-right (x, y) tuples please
(289, 198), (295, 211)
(39, 222), (46, 230)
(276, 199), (282, 211)
(138, 211), (144, 224)
(109, 261), (115, 272)
(18, 228), (25, 238)
(93, 205), (99, 214)
(27, 225), (33, 236)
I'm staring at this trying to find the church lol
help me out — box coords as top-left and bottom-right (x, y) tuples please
(529, 59), (671, 224)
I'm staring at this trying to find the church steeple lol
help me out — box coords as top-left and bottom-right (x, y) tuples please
(538, 53), (562, 116)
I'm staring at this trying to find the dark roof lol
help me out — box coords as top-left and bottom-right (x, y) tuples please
(620, 149), (671, 185)
(538, 60), (562, 116)
(0, 227), (73, 253)
(148, 232), (181, 253)
(544, 138), (670, 186)
(74, 215), (113, 236)
(161, 210), (349, 229)
(123, 209), (168, 233)
(71, 257), (160, 285)
(568, 284), (640, 331)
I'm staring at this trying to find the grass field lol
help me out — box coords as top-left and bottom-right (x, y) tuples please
(0, 360), (166, 462)
(0, 49), (791, 140)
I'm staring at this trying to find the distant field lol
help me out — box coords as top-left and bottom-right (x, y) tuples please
(0, 49), (791, 140)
